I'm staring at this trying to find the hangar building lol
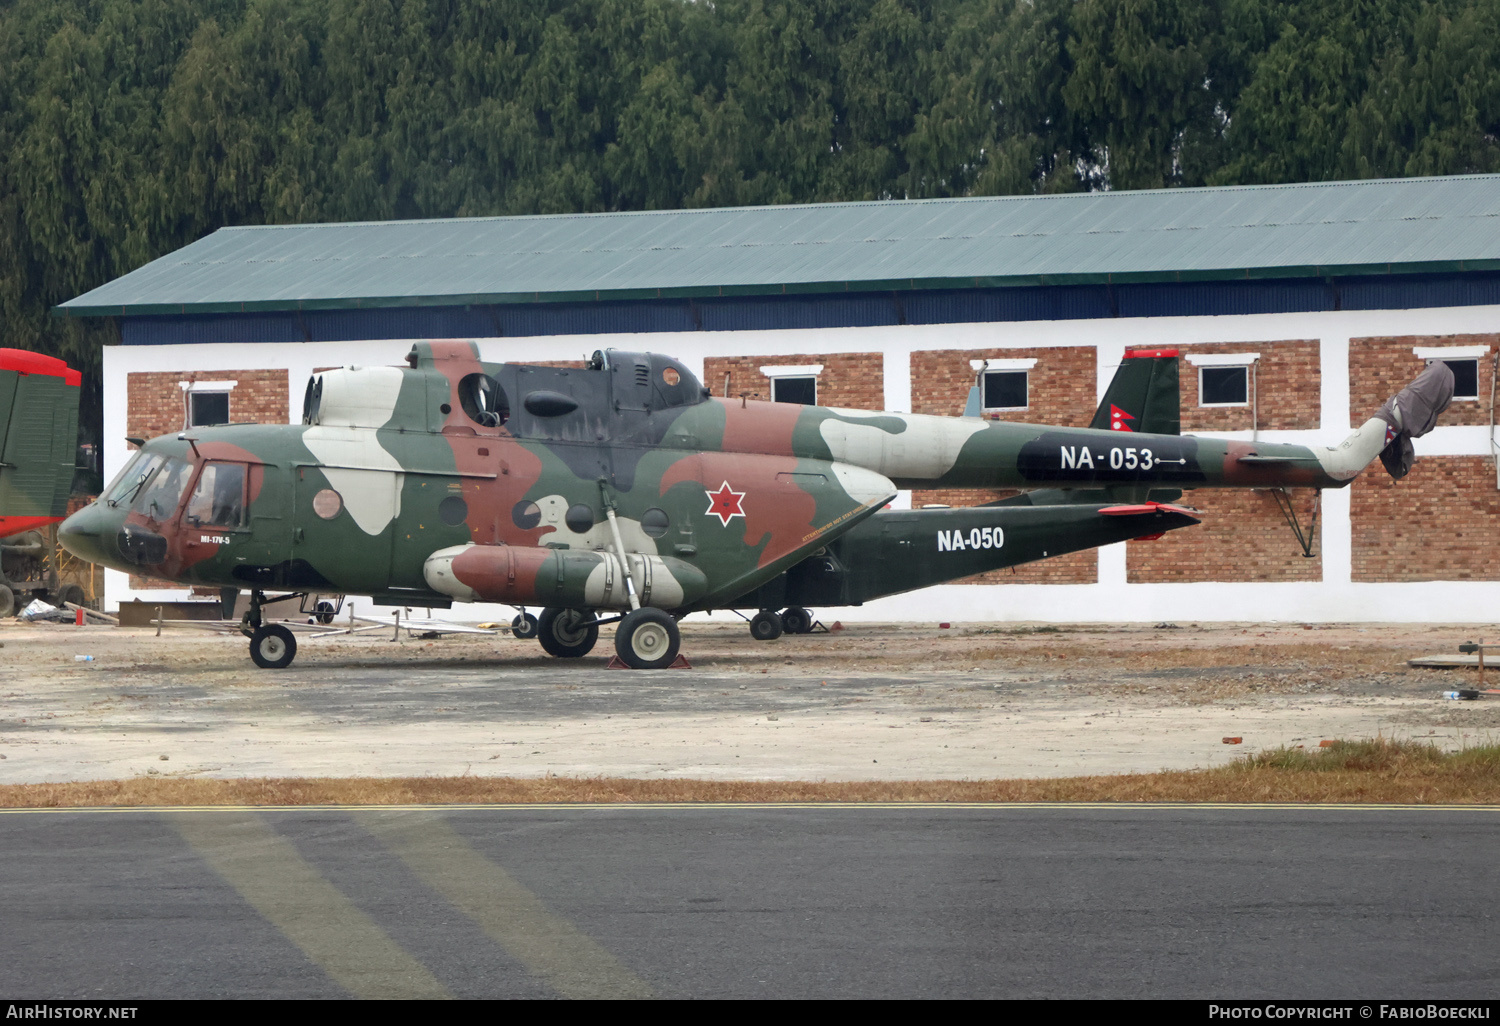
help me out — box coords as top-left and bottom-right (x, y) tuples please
(59, 175), (1500, 623)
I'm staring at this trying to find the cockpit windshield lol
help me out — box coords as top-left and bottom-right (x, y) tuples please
(131, 457), (194, 522)
(104, 452), (163, 508)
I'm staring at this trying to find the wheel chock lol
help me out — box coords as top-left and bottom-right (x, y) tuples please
(606, 653), (694, 670)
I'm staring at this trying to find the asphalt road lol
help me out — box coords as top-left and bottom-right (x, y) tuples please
(1, 805), (1496, 999)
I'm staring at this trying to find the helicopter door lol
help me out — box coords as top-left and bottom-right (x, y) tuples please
(178, 460), (290, 586)
(240, 462), (293, 584)
(179, 460), (251, 576)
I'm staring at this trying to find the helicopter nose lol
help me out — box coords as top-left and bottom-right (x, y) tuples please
(58, 501), (119, 569)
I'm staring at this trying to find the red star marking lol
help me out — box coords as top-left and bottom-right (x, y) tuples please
(1109, 404), (1136, 432)
(705, 481), (746, 526)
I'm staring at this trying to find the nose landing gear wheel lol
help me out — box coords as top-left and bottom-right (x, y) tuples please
(781, 607), (813, 635)
(511, 612), (539, 639)
(313, 601), (336, 625)
(537, 607), (599, 658)
(615, 607), (681, 669)
(249, 624), (297, 669)
(749, 610), (783, 641)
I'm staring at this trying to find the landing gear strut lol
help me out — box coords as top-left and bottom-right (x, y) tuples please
(241, 589), (299, 669)
(239, 589), (264, 634)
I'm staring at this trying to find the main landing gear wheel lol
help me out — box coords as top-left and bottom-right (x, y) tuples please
(0, 584), (13, 619)
(781, 607), (813, 635)
(615, 608), (681, 670)
(749, 610), (783, 642)
(313, 601), (336, 625)
(511, 612), (539, 639)
(537, 607), (599, 658)
(249, 624), (297, 669)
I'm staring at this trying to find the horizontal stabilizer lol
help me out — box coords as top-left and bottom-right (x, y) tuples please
(1098, 501), (1199, 517)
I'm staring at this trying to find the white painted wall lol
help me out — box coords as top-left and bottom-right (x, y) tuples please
(101, 303), (1500, 622)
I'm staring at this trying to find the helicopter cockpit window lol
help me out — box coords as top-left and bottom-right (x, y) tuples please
(459, 373), (508, 427)
(104, 452), (162, 507)
(649, 355), (706, 409)
(302, 376), (324, 425)
(185, 462), (247, 529)
(132, 457), (194, 522)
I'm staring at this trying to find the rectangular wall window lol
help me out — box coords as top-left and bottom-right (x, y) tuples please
(967, 357), (1037, 414)
(177, 378), (238, 428)
(1200, 366), (1248, 405)
(982, 370), (1027, 410)
(1444, 359), (1479, 400)
(760, 364), (823, 405)
(1186, 353), (1259, 408)
(771, 376), (817, 404)
(1412, 345), (1490, 402)
(189, 391), (230, 426)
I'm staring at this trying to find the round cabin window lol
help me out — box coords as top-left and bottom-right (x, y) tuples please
(564, 503), (595, 534)
(313, 489), (343, 520)
(439, 496), (468, 526)
(512, 500), (542, 530)
(641, 508), (670, 539)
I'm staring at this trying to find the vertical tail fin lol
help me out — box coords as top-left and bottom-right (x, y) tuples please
(1090, 348), (1180, 436)
(0, 349), (81, 534)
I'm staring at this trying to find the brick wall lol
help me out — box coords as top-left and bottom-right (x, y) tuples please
(1350, 334), (1497, 428)
(908, 346), (1097, 583)
(125, 369), (289, 588)
(702, 352), (884, 409)
(1178, 339), (1320, 432)
(1352, 456), (1500, 582)
(1128, 488), (1322, 582)
(126, 369), (290, 441)
(910, 346), (1096, 422)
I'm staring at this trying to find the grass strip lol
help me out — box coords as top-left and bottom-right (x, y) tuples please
(2, 740), (1498, 808)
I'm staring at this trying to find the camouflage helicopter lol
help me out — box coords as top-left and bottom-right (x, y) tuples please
(56, 342), (1449, 669)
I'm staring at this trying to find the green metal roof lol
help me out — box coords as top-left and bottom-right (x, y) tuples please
(57, 175), (1500, 317)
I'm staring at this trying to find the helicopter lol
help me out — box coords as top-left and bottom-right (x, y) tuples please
(55, 342), (1450, 668)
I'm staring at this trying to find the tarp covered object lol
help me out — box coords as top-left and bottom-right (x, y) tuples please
(1374, 360), (1455, 480)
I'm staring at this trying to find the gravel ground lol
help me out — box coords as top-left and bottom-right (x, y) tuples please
(1, 617), (1495, 783)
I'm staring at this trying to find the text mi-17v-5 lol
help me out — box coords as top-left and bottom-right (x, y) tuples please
(52, 343), (1450, 668)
